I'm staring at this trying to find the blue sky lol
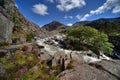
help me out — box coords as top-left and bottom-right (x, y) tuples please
(15, 0), (120, 27)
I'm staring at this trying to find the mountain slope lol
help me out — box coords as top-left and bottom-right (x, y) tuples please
(73, 17), (120, 35)
(0, 0), (49, 44)
(73, 17), (120, 27)
(85, 17), (120, 27)
(73, 21), (91, 26)
(42, 21), (65, 31)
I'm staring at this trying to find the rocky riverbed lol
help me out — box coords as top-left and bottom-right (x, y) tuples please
(35, 34), (120, 80)
(0, 34), (120, 80)
(36, 34), (110, 62)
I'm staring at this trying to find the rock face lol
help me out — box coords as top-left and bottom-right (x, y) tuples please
(0, 0), (49, 44)
(0, 13), (14, 43)
(57, 60), (120, 80)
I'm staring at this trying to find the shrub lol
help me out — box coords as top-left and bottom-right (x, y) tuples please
(66, 26), (114, 56)
(26, 33), (35, 42)
(0, 42), (9, 46)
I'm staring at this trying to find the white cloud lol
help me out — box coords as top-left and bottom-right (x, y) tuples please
(47, 0), (54, 3)
(80, 0), (120, 21)
(64, 15), (73, 19)
(76, 14), (81, 20)
(56, 0), (86, 11)
(15, 4), (18, 8)
(67, 23), (73, 26)
(80, 14), (90, 21)
(32, 3), (48, 16)
(112, 5), (120, 13)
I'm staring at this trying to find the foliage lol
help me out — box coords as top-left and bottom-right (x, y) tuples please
(26, 32), (35, 42)
(0, 50), (56, 80)
(0, 42), (9, 46)
(91, 22), (120, 36)
(0, 50), (39, 79)
(52, 65), (63, 71)
(66, 26), (114, 56)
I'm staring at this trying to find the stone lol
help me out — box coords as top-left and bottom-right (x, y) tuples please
(89, 60), (120, 79)
(64, 59), (71, 69)
(70, 52), (84, 64)
(52, 52), (65, 67)
(38, 52), (52, 61)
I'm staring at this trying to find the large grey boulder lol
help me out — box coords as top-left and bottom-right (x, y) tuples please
(51, 51), (85, 70)
(52, 51), (65, 67)
(0, 13), (14, 43)
(90, 60), (120, 79)
(57, 60), (120, 80)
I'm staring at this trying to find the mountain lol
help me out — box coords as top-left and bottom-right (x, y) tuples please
(73, 17), (120, 35)
(42, 21), (65, 31)
(85, 17), (120, 27)
(73, 17), (120, 27)
(0, 0), (49, 44)
(73, 21), (91, 26)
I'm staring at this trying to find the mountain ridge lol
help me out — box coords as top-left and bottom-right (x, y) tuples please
(73, 17), (120, 26)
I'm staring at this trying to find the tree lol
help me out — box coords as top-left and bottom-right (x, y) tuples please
(66, 26), (114, 56)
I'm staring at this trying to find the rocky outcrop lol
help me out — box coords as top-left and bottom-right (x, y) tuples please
(51, 51), (85, 70)
(0, 0), (50, 44)
(57, 60), (120, 80)
(0, 13), (14, 43)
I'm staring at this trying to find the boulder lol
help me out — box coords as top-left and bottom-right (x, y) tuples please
(89, 60), (120, 79)
(57, 60), (120, 80)
(0, 13), (14, 43)
(51, 51), (85, 70)
(52, 52), (65, 67)
(38, 52), (52, 62)
(70, 52), (84, 64)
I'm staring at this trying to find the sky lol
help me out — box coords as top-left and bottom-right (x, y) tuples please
(15, 0), (120, 27)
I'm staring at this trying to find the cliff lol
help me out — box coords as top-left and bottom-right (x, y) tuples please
(0, 0), (49, 44)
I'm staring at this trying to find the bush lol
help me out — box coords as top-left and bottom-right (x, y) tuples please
(66, 26), (114, 56)
(26, 33), (35, 42)
(0, 42), (9, 46)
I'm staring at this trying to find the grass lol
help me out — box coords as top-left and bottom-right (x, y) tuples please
(0, 42), (9, 47)
(0, 50), (57, 80)
(0, 50), (39, 79)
